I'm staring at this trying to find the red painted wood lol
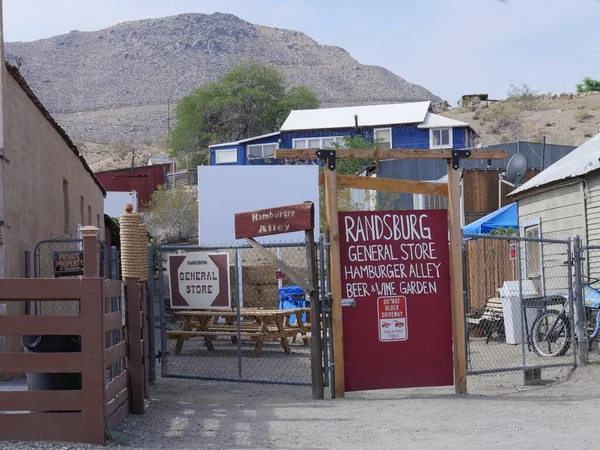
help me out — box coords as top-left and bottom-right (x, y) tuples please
(339, 209), (454, 392)
(234, 202), (314, 239)
(95, 163), (171, 208)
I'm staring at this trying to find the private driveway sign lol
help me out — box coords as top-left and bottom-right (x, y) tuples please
(168, 252), (230, 309)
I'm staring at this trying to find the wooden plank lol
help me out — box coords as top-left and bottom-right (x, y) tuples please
(0, 413), (87, 443)
(105, 341), (127, 367)
(275, 148), (507, 161)
(0, 278), (82, 300)
(106, 400), (129, 431)
(106, 370), (129, 401)
(126, 279), (145, 415)
(319, 173), (449, 196)
(105, 387), (128, 417)
(79, 277), (106, 444)
(82, 230), (99, 278)
(448, 163), (467, 395)
(0, 353), (82, 373)
(235, 202), (314, 239)
(0, 315), (81, 335)
(306, 227), (324, 400)
(0, 390), (82, 412)
(104, 311), (123, 332)
(324, 167), (345, 398)
(0, 413), (86, 445)
(244, 238), (312, 293)
(104, 279), (123, 299)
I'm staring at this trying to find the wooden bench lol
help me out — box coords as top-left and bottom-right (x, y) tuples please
(466, 297), (505, 344)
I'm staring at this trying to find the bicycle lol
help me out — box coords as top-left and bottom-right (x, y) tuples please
(529, 276), (600, 357)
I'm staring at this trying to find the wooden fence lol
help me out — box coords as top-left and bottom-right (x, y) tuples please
(0, 227), (146, 445)
(465, 238), (518, 311)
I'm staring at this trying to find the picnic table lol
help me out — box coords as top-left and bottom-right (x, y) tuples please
(166, 308), (311, 357)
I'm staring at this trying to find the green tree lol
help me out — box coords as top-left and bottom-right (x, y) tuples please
(145, 185), (198, 244)
(170, 61), (320, 164)
(331, 133), (377, 175)
(576, 77), (600, 93)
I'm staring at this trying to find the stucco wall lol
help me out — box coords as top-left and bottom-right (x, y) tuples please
(2, 66), (105, 279)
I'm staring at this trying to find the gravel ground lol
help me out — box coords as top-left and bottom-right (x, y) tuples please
(3, 363), (600, 449)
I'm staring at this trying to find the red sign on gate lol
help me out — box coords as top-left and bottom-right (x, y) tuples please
(339, 210), (453, 392)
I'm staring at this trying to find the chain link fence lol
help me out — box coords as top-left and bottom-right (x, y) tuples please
(464, 234), (578, 377)
(580, 244), (600, 365)
(33, 239), (108, 317)
(156, 241), (322, 386)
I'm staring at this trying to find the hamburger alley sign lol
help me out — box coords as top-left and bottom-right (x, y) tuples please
(234, 202), (314, 240)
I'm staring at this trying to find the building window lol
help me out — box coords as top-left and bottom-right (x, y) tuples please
(374, 128), (392, 150)
(97, 214), (101, 229)
(88, 206), (92, 226)
(215, 149), (238, 164)
(63, 179), (69, 234)
(247, 143), (278, 159)
(293, 137), (344, 149)
(80, 196), (85, 225)
(430, 128), (453, 149)
(524, 221), (542, 294)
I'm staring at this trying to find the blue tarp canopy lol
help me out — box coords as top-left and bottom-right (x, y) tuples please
(463, 203), (518, 235)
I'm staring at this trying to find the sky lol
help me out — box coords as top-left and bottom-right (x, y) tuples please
(3, 0), (599, 103)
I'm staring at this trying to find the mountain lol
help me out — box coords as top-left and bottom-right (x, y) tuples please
(5, 12), (440, 150)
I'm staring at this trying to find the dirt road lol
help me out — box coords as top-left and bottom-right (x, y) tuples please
(3, 365), (598, 449)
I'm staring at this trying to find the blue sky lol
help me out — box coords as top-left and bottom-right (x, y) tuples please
(3, 0), (599, 103)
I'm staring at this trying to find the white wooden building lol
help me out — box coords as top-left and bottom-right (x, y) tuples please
(510, 132), (600, 293)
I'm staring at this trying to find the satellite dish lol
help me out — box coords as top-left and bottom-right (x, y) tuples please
(505, 153), (528, 186)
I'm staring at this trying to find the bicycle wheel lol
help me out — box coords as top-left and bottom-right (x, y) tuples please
(530, 311), (571, 357)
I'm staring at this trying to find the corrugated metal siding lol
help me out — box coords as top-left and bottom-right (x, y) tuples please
(466, 141), (576, 170)
(378, 141), (577, 209)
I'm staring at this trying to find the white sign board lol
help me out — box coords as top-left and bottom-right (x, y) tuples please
(377, 296), (408, 342)
(168, 252), (231, 309)
(105, 191), (138, 218)
(198, 165), (320, 246)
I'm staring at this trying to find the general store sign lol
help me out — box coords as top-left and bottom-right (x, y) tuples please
(168, 252), (230, 309)
(234, 202), (314, 240)
(53, 251), (84, 277)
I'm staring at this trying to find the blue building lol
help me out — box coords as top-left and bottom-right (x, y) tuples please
(209, 101), (476, 165)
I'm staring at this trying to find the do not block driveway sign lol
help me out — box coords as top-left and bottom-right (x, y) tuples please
(168, 252), (231, 309)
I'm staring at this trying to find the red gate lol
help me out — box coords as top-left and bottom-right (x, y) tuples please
(339, 210), (454, 391)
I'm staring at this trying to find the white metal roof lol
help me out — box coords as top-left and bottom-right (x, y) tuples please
(209, 132), (280, 148)
(511, 132), (600, 196)
(417, 112), (469, 129)
(280, 101), (431, 131)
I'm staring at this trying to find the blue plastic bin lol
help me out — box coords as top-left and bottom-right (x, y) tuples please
(278, 285), (307, 324)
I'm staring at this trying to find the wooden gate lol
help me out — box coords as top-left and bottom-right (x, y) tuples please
(0, 226), (146, 445)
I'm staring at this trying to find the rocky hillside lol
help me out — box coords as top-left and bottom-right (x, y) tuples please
(445, 91), (600, 147)
(6, 12), (439, 152)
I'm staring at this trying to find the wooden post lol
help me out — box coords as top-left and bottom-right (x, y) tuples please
(80, 226), (100, 278)
(447, 163), (467, 394)
(324, 166), (345, 398)
(306, 219), (324, 400)
(126, 279), (145, 414)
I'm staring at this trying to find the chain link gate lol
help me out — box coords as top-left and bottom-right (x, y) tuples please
(464, 233), (579, 378)
(156, 241), (332, 387)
